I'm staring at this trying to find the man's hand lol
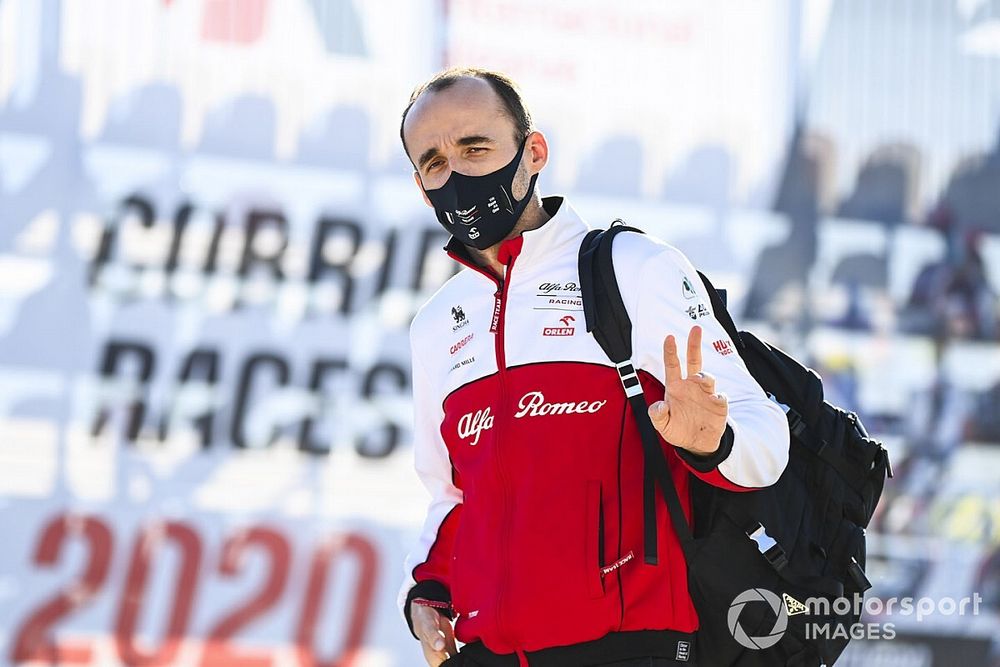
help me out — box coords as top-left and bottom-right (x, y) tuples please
(648, 325), (729, 455)
(412, 602), (458, 666)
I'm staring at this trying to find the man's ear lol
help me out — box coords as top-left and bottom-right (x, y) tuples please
(524, 130), (549, 176)
(413, 170), (433, 208)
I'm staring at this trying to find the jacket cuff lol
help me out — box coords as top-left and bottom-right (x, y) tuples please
(675, 423), (734, 472)
(404, 579), (453, 640)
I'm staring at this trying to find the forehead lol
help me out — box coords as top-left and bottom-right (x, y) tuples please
(403, 77), (515, 157)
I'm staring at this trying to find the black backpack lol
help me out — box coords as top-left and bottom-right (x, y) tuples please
(578, 224), (893, 666)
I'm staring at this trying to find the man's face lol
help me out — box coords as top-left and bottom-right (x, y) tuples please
(403, 77), (529, 196)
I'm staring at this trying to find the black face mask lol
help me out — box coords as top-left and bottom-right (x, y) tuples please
(422, 137), (538, 250)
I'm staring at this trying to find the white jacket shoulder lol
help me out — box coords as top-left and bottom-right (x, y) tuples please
(610, 230), (689, 266)
(610, 231), (694, 294)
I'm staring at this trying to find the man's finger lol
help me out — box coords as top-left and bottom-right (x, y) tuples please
(694, 371), (716, 394)
(413, 604), (460, 666)
(417, 624), (451, 666)
(648, 399), (670, 429)
(413, 606), (451, 661)
(686, 325), (703, 377)
(663, 335), (682, 384)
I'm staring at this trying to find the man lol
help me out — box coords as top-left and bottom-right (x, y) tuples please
(398, 67), (790, 667)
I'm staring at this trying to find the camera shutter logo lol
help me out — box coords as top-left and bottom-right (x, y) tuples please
(728, 588), (789, 650)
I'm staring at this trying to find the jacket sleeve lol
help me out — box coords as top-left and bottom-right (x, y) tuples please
(397, 338), (464, 639)
(625, 243), (790, 491)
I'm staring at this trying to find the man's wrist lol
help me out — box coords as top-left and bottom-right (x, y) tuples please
(676, 423), (734, 472)
(404, 580), (453, 639)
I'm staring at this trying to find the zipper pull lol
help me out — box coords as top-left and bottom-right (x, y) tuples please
(490, 289), (502, 334)
(412, 597), (457, 619)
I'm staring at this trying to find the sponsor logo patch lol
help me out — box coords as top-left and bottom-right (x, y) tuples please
(449, 356), (476, 373)
(450, 333), (474, 355)
(514, 391), (606, 418)
(600, 551), (635, 576)
(451, 305), (469, 331)
(547, 297), (582, 306)
(490, 295), (502, 333)
(676, 640), (691, 662)
(538, 281), (580, 294)
(535, 281), (583, 311)
(713, 338), (734, 356)
(686, 304), (710, 320)
(682, 275), (698, 300)
(448, 206), (480, 226)
(543, 315), (576, 336)
(457, 407), (493, 446)
(783, 593), (808, 616)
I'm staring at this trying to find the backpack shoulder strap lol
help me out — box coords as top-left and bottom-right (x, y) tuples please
(578, 224), (694, 566)
(579, 223), (642, 366)
(695, 270), (745, 352)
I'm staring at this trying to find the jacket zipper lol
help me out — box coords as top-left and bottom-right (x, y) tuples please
(492, 257), (515, 650)
(446, 248), (518, 651)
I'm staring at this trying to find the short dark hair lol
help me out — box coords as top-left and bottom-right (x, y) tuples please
(400, 67), (533, 161)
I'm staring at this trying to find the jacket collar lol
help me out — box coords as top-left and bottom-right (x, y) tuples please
(444, 196), (589, 277)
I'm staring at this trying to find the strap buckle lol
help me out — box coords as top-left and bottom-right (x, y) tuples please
(747, 523), (788, 571)
(615, 360), (643, 397)
(786, 408), (807, 439)
(878, 445), (894, 478)
(848, 556), (872, 592)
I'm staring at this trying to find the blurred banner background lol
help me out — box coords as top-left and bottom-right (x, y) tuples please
(0, 0), (998, 665)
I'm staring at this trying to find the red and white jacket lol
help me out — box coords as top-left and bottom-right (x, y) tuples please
(399, 197), (789, 663)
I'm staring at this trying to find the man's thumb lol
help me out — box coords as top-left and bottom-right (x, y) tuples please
(649, 399), (669, 424)
(428, 614), (446, 650)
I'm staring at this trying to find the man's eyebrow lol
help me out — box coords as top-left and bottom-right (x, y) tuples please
(417, 136), (496, 169)
(456, 135), (495, 147)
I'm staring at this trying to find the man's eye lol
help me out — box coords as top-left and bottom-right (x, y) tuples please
(467, 147), (484, 155)
(428, 160), (444, 171)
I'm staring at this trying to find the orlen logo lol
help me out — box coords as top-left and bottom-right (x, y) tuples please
(515, 391), (606, 418)
(457, 407), (494, 446)
(450, 334), (474, 355)
(543, 315), (575, 337)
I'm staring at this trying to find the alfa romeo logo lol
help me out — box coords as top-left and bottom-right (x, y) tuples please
(728, 588), (788, 650)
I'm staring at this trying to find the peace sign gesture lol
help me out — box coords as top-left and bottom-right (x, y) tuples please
(648, 325), (729, 455)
